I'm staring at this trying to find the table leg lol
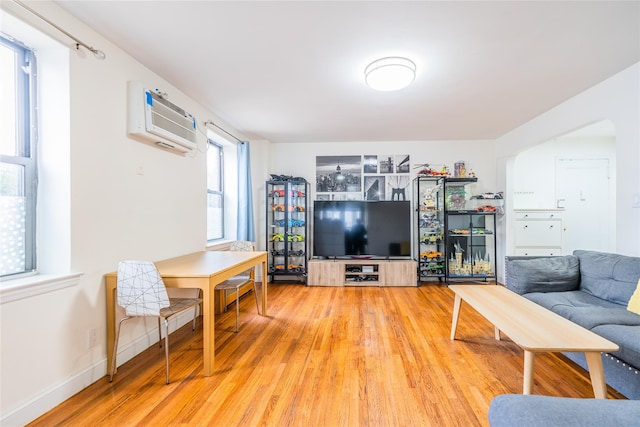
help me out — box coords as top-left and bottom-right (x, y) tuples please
(585, 351), (608, 399)
(523, 350), (535, 394)
(494, 326), (501, 341)
(261, 257), (268, 316)
(202, 286), (214, 376)
(106, 276), (116, 377)
(450, 294), (462, 340)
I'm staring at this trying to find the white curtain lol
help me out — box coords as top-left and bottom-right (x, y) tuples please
(237, 141), (255, 241)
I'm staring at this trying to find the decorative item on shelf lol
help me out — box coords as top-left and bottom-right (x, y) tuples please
(470, 192), (504, 214)
(414, 163), (450, 177)
(419, 183), (442, 211)
(269, 174), (306, 182)
(446, 186), (467, 210)
(454, 161), (467, 178)
(472, 253), (493, 276)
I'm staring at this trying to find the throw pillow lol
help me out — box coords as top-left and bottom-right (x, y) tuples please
(628, 278), (640, 315)
(505, 255), (580, 295)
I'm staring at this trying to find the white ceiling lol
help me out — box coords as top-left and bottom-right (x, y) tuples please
(55, 1), (639, 143)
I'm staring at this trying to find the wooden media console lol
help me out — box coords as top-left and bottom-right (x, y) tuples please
(307, 259), (417, 286)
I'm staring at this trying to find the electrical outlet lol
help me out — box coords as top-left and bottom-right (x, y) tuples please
(88, 328), (98, 348)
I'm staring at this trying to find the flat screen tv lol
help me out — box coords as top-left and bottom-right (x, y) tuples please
(313, 200), (412, 259)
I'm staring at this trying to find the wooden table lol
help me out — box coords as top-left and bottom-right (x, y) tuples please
(448, 284), (619, 398)
(105, 250), (268, 377)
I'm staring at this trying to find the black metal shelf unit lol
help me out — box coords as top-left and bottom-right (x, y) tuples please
(414, 176), (496, 283)
(266, 178), (309, 283)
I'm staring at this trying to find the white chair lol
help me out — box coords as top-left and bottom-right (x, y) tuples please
(110, 260), (202, 384)
(215, 241), (260, 332)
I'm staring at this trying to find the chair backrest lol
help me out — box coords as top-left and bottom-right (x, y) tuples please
(229, 241), (254, 277)
(230, 240), (253, 252)
(117, 261), (170, 317)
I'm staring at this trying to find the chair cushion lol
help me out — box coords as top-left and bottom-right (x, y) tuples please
(160, 297), (203, 317)
(215, 275), (252, 290)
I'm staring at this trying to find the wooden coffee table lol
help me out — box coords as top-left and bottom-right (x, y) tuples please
(448, 284), (619, 398)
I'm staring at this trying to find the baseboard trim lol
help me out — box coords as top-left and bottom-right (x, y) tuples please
(1, 310), (196, 426)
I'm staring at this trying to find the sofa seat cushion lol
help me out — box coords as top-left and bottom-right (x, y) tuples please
(524, 291), (640, 330)
(591, 324), (640, 370)
(574, 250), (640, 306)
(505, 255), (580, 295)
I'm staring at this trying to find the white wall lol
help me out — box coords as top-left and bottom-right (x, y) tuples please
(496, 63), (640, 261)
(513, 133), (616, 209)
(0, 2), (248, 425)
(262, 139), (497, 257)
(268, 139), (498, 196)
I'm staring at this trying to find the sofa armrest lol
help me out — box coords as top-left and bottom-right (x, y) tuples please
(488, 394), (640, 427)
(505, 255), (580, 295)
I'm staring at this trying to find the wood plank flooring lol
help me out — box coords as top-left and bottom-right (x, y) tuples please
(28, 283), (624, 426)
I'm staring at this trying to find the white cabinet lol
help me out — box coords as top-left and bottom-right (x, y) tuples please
(514, 210), (564, 256)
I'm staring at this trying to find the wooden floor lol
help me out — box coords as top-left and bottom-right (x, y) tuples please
(29, 283), (624, 426)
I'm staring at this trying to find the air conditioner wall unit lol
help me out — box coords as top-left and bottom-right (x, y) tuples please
(127, 81), (198, 153)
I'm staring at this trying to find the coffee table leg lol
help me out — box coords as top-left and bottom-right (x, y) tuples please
(494, 326), (501, 341)
(584, 352), (608, 399)
(450, 294), (462, 340)
(523, 350), (535, 394)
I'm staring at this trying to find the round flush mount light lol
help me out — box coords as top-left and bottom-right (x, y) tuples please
(364, 57), (416, 91)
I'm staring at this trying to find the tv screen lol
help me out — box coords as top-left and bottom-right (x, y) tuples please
(313, 200), (411, 258)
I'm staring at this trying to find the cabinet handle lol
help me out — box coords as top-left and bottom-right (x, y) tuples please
(523, 225), (528, 229)
(549, 225), (554, 229)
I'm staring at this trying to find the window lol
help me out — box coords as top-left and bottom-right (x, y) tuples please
(207, 141), (224, 241)
(1, 36), (37, 277)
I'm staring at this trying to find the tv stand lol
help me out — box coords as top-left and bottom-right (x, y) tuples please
(308, 259), (417, 287)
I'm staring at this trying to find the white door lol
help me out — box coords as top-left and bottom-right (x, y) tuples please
(555, 158), (612, 254)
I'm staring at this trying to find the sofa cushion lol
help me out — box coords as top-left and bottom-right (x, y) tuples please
(591, 324), (640, 371)
(574, 250), (640, 306)
(505, 255), (580, 295)
(524, 291), (640, 330)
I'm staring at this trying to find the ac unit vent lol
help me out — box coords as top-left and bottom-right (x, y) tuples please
(127, 81), (197, 153)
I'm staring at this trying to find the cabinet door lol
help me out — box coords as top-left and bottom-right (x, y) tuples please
(515, 220), (562, 247)
(383, 261), (417, 287)
(415, 177), (445, 279)
(446, 213), (495, 278)
(307, 260), (342, 286)
(287, 181), (307, 274)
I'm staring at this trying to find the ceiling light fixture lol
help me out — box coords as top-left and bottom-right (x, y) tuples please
(364, 57), (416, 91)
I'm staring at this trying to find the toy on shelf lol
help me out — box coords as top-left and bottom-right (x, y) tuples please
(414, 163), (450, 177)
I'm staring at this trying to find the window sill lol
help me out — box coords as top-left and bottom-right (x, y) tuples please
(207, 240), (234, 251)
(0, 272), (83, 304)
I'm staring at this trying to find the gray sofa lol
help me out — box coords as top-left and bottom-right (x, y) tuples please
(504, 250), (640, 399)
(488, 394), (640, 427)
